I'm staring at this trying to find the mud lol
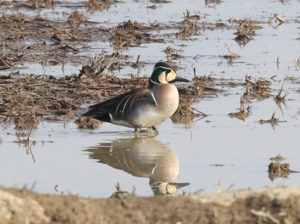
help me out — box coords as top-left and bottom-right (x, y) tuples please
(1, 185), (300, 224)
(0, 53), (250, 129)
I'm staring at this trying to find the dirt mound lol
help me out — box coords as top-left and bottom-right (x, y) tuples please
(1, 185), (300, 224)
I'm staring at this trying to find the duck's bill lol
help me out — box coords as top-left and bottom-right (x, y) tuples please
(170, 182), (190, 189)
(171, 76), (189, 83)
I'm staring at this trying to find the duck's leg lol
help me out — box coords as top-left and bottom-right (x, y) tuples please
(150, 126), (158, 137)
(151, 126), (158, 131)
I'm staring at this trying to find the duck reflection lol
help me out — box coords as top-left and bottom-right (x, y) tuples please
(86, 137), (189, 195)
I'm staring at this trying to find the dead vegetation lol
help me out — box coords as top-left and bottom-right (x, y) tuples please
(244, 77), (272, 100)
(110, 183), (135, 199)
(68, 10), (88, 27)
(178, 75), (225, 100)
(0, 56), (148, 127)
(259, 112), (286, 128)
(0, 13), (105, 70)
(268, 15), (286, 29)
(14, 113), (39, 130)
(268, 155), (292, 180)
(9, 0), (57, 10)
(0, 3), (297, 131)
(274, 83), (287, 104)
(228, 104), (251, 121)
(26, 0), (56, 9)
(176, 10), (201, 38)
(0, 13), (166, 72)
(76, 117), (102, 129)
(171, 98), (206, 124)
(110, 20), (164, 49)
(0, 53), (241, 129)
(222, 52), (240, 64)
(231, 19), (263, 45)
(85, 0), (118, 11)
(205, 0), (222, 5)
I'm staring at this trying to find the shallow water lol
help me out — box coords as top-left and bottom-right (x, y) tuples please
(1, 0), (300, 197)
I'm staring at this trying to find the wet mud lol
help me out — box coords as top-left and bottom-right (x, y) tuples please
(0, 53), (248, 129)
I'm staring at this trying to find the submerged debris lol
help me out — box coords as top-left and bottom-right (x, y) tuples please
(270, 154), (286, 163)
(259, 113), (286, 128)
(244, 77), (272, 100)
(205, 0), (222, 5)
(110, 20), (164, 49)
(24, 0), (56, 9)
(176, 10), (201, 38)
(149, 0), (172, 3)
(0, 13), (106, 70)
(274, 82), (287, 104)
(222, 52), (240, 64)
(268, 155), (292, 181)
(164, 47), (185, 61)
(171, 98), (206, 124)
(14, 113), (39, 130)
(268, 15), (286, 29)
(228, 105), (251, 121)
(179, 75), (224, 99)
(76, 117), (101, 129)
(232, 19), (263, 45)
(228, 96), (251, 121)
(85, 0), (118, 11)
(68, 10), (88, 27)
(77, 53), (119, 78)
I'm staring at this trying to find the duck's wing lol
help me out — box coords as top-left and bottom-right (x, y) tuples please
(82, 88), (157, 122)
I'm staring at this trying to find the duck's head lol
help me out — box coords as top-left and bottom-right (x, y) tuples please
(149, 62), (189, 85)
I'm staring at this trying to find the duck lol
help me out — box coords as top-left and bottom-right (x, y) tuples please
(86, 136), (190, 195)
(82, 62), (189, 131)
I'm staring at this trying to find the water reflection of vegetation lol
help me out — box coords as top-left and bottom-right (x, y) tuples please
(86, 137), (189, 195)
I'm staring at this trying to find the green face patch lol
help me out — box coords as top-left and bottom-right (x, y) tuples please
(150, 67), (171, 83)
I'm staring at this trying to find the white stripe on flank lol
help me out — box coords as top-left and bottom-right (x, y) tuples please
(151, 92), (158, 106)
(122, 94), (133, 115)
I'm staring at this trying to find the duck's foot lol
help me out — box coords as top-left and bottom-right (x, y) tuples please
(149, 126), (159, 137)
(150, 126), (158, 131)
(133, 127), (158, 137)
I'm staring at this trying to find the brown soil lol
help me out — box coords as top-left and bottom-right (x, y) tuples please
(1, 185), (300, 224)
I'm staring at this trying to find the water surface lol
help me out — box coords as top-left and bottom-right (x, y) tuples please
(0, 0), (300, 197)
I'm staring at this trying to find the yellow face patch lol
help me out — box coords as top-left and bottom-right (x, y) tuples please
(158, 72), (168, 84)
(166, 70), (176, 82)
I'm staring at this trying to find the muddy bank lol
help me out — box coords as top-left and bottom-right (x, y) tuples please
(1, 53), (292, 130)
(1, 185), (300, 224)
(0, 53), (244, 129)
